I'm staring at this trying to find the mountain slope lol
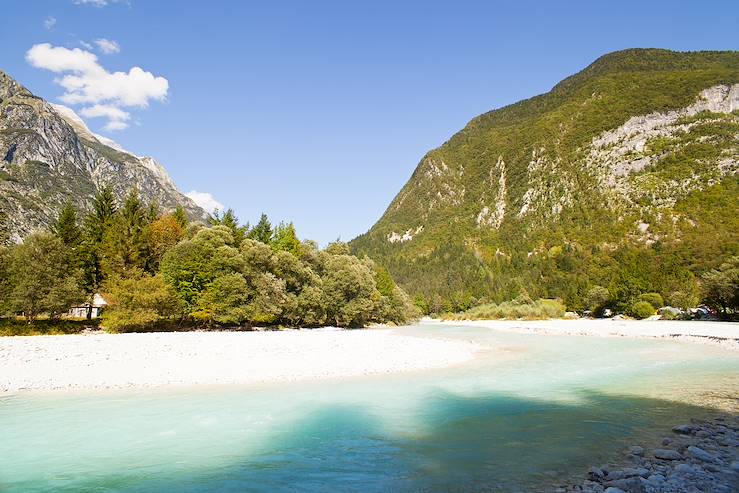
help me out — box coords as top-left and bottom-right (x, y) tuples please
(352, 49), (739, 312)
(0, 70), (207, 242)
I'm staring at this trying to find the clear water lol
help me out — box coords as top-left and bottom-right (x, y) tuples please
(1, 324), (738, 492)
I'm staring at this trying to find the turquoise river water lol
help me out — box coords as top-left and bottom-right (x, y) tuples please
(1, 324), (738, 492)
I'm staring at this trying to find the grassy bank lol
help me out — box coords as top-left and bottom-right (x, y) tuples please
(442, 298), (566, 321)
(0, 319), (100, 336)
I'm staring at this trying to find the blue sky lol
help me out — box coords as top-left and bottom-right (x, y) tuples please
(2, 1), (738, 244)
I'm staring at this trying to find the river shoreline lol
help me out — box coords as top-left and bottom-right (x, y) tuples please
(551, 415), (739, 493)
(434, 318), (739, 351)
(0, 328), (479, 393)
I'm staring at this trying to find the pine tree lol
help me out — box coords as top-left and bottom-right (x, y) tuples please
(248, 213), (273, 244)
(80, 185), (118, 296)
(101, 188), (147, 276)
(0, 209), (9, 246)
(210, 208), (246, 246)
(52, 202), (81, 248)
(272, 222), (301, 256)
(85, 185), (117, 243)
(173, 206), (189, 228)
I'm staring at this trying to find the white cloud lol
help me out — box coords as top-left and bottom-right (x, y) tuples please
(26, 43), (168, 132)
(186, 191), (224, 214)
(75, 0), (114, 6)
(79, 40), (93, 50)
(43, 17), (57, 30)
(80, 104), (130, 131)
(94, 38), (120, 54)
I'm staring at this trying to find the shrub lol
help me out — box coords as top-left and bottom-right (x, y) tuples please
(102, 271), (181, 332)
(630, 300), (655, 319)
(638, 292), (664, 309)
(444, 298), (565, 321)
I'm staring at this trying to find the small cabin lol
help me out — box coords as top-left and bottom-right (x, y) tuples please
(68, 294), (108, 319)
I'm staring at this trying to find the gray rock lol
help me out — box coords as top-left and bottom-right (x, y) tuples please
(730, 460), (739, 472)
(653, 449), (682, 460)
(674, 463), (696, 474)
(686, 445), (715, 462)
(661, 437), (672, 446)
(695, 430), (710, 438)
(672, 424), (693, 435)
(646, 473), (665, 483)
(603, 488), (626, 493)
(588, 466), (606, 481)
(627, 445), (644, 456)
(622, 467), (649, 478)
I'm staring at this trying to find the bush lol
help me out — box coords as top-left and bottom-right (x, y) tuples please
(638, 292), (664, 309)
(444, 298), (565, 320)
(102, 271), (181, 332)
(630, 301), (655, 319)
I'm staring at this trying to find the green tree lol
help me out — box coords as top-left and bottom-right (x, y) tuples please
(630, 300), (656, 319)
(173, 206), (189, 228)
(322, 254), (378, 327)
(271, 222), (301, 256)
(7, 233), (84, 322)
(193, 273), (252, 325)
(0, 209), (10, 246)
(701, 257), (739, 314)
(102, 270), (181, 332)
(638, 292), (664, 310)
(81, 185), (118, 295)
(584, 285), (611, 315)
(52, 202), (82, 248)
(100, 188), (148, 276)
(210, 208), (247, 246)
(248, 213), (273, 244)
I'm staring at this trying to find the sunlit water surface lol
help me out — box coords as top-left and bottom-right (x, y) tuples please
(1, 324), (738, 492)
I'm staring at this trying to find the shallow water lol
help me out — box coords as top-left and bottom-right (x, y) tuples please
(1, 324), (738, 492)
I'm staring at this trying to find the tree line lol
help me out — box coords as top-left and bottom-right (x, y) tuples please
(0, 187), (418, 330)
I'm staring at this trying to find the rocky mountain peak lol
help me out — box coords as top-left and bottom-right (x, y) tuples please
(0, 70), (207, 242)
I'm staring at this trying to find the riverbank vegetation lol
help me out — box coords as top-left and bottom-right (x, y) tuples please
(0, 188), (418, 333)
(442, 296), (566, 321)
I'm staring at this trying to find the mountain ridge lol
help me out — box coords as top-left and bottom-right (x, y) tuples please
(0, 69), (206, 242)
(351, 48), (739, 312)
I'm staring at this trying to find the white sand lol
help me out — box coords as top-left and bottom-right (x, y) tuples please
(0, 329), (478, 393)
(436, 318), (739, 351)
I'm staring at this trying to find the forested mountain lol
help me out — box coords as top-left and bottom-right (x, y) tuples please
(0, 70), (206, 242)
(352, 49), (739, 313)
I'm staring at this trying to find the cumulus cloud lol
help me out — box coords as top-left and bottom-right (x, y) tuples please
(74, 0), (116, 6)
(186, 191), (224, 214)
(43, 17), (57, 30)
(80, 104), (130, 131)
(26, 43), (168, 132)
(94, 38), (120, 54)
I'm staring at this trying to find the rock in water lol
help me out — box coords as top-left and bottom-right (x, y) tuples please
(653, 449), (682, 460)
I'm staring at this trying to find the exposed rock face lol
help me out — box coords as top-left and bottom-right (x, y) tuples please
(0, 70), (207, 242)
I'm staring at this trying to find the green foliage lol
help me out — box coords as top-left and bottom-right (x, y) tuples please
(52, 202), (81, 248)
(6, 233), (84, 321)
(584, 286), (611, 314)
(700, 256), (739, 313)
(638, 292), (664, 309)
(630, 300), (656, 319)
(209, 208), (247, 246)
(0, 318), (98, 336)
(248, 213), (273, 244)
(272, 222), (301, 256)
(445, 298), (566, 320)
(102, 271), (181, 332)
(100, 188), (149, 277)
(351, 49), (739, 314)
